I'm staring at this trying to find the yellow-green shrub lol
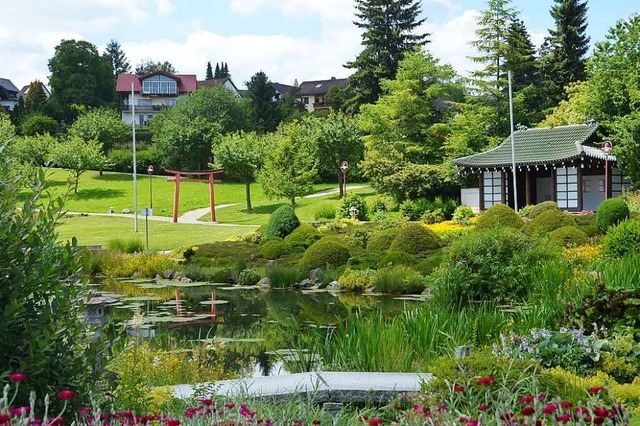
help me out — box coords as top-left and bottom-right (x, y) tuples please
(476, 204), (523, 230)
(338, 268), (377, 291)
(100, 252), (178, 277)
(389, 223), (441, 254)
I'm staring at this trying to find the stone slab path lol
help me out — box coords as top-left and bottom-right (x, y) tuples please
(171, 371), (431, 403)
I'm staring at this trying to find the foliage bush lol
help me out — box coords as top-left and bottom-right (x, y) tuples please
(283, 223), (321, 249)
(237, 269), (262, 286)
(299, 238), (351, 270)
(597, 197), (630, 234)
(264, 205), (300, 239)
(366, 228), (400, 252)
(107, 237), (145, 253)
(415, 250), (446, 274)
(433, 228), (561, 305)
(99, 252), (178, 278)
(337, 267), (376, 291)
(337, 193), (368, 220)
(378, 250), (416, 268)
(313, 203), (336, 221)
(374, 265), (425, 294)
(548, 225), (590, 247)
(106, 146), (163, 174)
(476, 204), (524, 230)
(20, 113), (58, 136)
(259, 238), (294, 260)
(347, 252), (382, 270)
(264, 264), (307, 288)
(565, 283), (640, 333)
(519, 200), (560, 219)
(421, 208), (444, 224)
(389, 223), (442, 254)
(524, 209), (576, 235)
(452, 205), (475, 225)
(603, 218), (640, 258)
(369, 197), (387, 214)
(574, 212), (598, 236)
(193, 241), (259, 267)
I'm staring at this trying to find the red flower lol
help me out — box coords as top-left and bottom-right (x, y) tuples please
(542, 404), (558, 415)
(57, 390), (76, 400)
(459, 417), (468, 423)
(166, 420), (180, 426)
(312, 420), (321, 425)
(77, 407), (91, 415)
(594, 417), (605, 425)
(556, 413), (572, 423)
(575, 407), (590, 416)
(560, 401), (573, 409)
(468, 420), (479, 426)
(537, 393), (547, 401)
(47, 417), (64, 426)
(9, 373), (26, 383)
(10, 407), (30, 416)
(521, 406), (535, 416)
(359, 415), (369, 422)
(224, 403), (235, 409)
(588, 387), (605, 395)
(199, 399), (213, 406)
(519, 396), (535, 404)
(454, 385), (464, 393)
(476, 376), (495, 386)
(368, 418), (383, 426)
(478, 405), (490, 411)
(0, 414), (10, 425)
(594, 407), (608, 417)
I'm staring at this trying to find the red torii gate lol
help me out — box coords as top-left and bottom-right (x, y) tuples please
(165, 168), (224, 223)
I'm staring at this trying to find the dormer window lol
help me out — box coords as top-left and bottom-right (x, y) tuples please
(142, 75), (178, 95)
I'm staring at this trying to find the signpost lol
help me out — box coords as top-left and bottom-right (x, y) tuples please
(340, 161), (349, 197)
(602, 141), (613, 200)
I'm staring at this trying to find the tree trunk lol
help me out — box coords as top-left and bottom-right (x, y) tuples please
(338, 171), (344, 198)
(245, 181), (252, 211)
(291, 197), (296, 209)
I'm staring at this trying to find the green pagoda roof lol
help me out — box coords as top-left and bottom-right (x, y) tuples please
(454, 123), (614, 169)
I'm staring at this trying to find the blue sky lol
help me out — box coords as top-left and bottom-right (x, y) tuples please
(0, 1), (637, 90)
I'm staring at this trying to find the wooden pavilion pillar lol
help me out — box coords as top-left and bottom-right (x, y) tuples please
(525, 169), (532, 206)
(165, 168), (224, 223)
(172, 174), (181, 223)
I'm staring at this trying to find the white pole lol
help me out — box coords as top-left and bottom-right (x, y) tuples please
(132, 82), (139, 232)
(508, 71), (518, 211)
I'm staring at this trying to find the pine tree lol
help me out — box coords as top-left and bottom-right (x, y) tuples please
(540, 0), (590, 108)
(102, 39), (130, 76)
(345, 0), (429, 112)
(24, 80), (48, 114)
(223, 62), (230, 77)
(246, 71), (280, 133)
(504, 19), (538, 92)
(206, 62), (214, 80)
(214, 63), (221, 78)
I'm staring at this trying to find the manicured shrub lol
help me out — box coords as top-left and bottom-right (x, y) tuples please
(264, 205), (300, 239)
(389, 223), (442, 255)
(433, 227), (561, 305)
(421, 208), (444, 224)
(237, 269), (261, 286)
(313, 204), (336, 221)
(574, 212), (598, 236)
(347, 252), (382, 270)
(524, 209), (576, 235)
(378, 250), (416, 268)
(520, 200), (560, 219)
(283, 223), (320, 249)
(260, 238), (294, 260)
(452, 205), (475, 225)
(369, 197), (387, 214)
(548, 226), (589, 247)
(476, 204), (524, 230)
(603, 218), (640, 258)
(374, 266), (425, 294)
(367, 228), (400, 252)
(338, 268), (376, 291)
(415, 250), (446, 274)
(337, 193), (368, 221)
(299, 238), (351, 270)
(597, 197), (630, 234)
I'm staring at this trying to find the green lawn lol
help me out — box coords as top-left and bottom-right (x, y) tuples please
(57, 215), (255, 250)
(38, 169), (338, 217)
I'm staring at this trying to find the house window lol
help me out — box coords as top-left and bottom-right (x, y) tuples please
(483, 171), (503, 209)
(556, 166), (578, 209)
(142, 75), (178, 95)
(582, 179), (591, 193)
(301, 97), (309, 105)
(611, 167), (629, 197)
(138, 99), (153, 106)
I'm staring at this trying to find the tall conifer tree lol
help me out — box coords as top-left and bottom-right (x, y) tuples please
(345, 0), (429, 113)
(206, 61), (214, 80)
(102, 39), (130, 77)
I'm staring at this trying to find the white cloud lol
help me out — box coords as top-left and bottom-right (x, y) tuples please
(156, 0), (176, 17)
(229, 0), (354, 22)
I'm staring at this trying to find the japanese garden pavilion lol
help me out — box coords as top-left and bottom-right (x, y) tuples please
(454, 123), (628, 212)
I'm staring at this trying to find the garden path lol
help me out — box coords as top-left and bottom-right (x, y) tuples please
(171, 371), (432, 403)
(303, 185), (369, 198)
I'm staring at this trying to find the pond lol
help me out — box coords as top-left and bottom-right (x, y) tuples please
(94, 278), (428, 377)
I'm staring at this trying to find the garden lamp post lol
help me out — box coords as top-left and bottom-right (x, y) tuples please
(147, 164), (154, 209)
(602, 141), (613, 200)
(340, 161), (349, 197)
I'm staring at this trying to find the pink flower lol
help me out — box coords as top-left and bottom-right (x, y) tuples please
(519, 396), (535, 404)
(77, 408), (91, 415)
(166, 419), (180, 426)
(476, 376), (495, 386)
(588, 387), (605, 395)
(468, 420), (479, 426)
(10, 407), (30, 416)
(368, 418), (383, 425)
(537, 393), (547, 401)
(542, 404), (558, 415)
(521, 406), (535, 416)
(57, 390), (76, 400)
(454, 385), (465, 393)
(9, 373), (26, 383)
(478, 405), (490, 411)
(556, 413), (572, 423)
(224, 403), (235, 409)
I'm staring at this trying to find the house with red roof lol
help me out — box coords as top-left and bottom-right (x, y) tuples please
(116, 71), (197, 125)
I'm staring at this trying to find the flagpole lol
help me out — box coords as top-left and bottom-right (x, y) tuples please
(508, 70), (518, 211)
(132, 82), (139, 232)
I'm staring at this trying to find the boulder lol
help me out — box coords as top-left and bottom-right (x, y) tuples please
(257, 277), (272, 288)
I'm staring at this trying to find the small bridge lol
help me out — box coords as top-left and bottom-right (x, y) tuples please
(172, 372), (432, 404)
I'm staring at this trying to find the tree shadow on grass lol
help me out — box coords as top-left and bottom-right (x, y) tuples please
(241, 203), (287, 215)
(72, 188), (125, 200)
(91, 173), (136, 182)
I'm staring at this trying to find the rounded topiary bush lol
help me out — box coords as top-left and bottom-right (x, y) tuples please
(452, 205), (475, 225)
(284, 223), (321, 249)
(524, 209), (576, 236)
(260, 238), (294, 260)
(389, 223), (442, 255)
(299, 238), (351, 270)
(597, 197), (629, 234)
(476, 204), (524, 230)
(264, 205), (300, 239)
(337, 193), (368, 221)
(521, 201), (560, 219)
(548, 226), (590, 247)
(367, 228), (400, 252)
(604, 219), (640, 258)
(378, 250), (416, 268)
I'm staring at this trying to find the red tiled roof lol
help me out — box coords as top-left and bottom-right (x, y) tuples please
(116, 72), (197, 93)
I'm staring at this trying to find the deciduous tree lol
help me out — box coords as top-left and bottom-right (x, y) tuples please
(135, 59), (177, 74)
(50, 136), (109, 193)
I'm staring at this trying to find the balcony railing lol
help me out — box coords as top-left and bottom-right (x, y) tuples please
(121, 105), (166, 112)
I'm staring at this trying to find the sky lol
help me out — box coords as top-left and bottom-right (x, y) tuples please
(0, 0), (637, 91)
